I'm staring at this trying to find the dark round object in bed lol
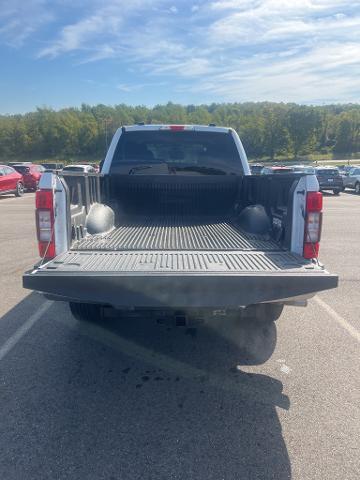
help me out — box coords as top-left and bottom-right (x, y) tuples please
(237, 204), (271, 235)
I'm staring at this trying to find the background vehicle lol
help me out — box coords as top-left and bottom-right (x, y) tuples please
(62, 164), (96, 173)
(315, 167), (343, 195)
(342, 166), (360, 194)
(41, 162), (64, 171)
(12, 163), (45, 191)
(339, 165), (354, 176)
(249, 163), (264, 175)
(6, 161), (32, 167)
(23, 125), (337, 332)
(291, 165), (315, 174)
(0, 165), (24, 197)
(261, 166), (294, 174)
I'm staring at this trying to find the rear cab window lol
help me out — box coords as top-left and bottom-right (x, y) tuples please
(111, 130), (243, 175)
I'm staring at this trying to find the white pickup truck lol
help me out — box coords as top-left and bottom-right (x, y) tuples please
(23, 124), (337, 325)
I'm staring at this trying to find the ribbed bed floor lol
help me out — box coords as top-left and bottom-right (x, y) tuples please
(43, 250), (309, 273)
(72, 216), (281, 252)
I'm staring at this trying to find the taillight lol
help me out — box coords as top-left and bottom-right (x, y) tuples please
(306, 191), (322, 211)
(36, 189), (55, 260)
(303, 191), (322, 259)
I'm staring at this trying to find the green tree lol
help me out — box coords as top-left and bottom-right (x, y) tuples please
(286, 106), (322, 158)
(334, 110), (360, 153)
(262, 105), (290, 159)
(1, 102), (360, 161)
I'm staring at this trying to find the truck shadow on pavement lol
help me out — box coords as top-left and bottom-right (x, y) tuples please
(0, 293), (291, 480)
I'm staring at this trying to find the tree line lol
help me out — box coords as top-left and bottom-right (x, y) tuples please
(0, 102), (359, 161)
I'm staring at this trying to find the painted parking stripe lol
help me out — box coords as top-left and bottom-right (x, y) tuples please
(315, 296), (360, 343)
(0, 301), (52, 361)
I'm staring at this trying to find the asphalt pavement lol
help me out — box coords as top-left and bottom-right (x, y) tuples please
(0, 191), (359, 480)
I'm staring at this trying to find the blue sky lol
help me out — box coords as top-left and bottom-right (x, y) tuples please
(0, 0), (359, 113)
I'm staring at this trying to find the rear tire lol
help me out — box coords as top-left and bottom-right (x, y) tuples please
(243, 303), (284, 324)
(15, 182), (24, 197)
(69, 302), (104, 322)
(355, 183), (360, 194)
(333, 189), (340, 195)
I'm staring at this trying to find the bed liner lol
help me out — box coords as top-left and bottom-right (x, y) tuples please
(72, 216), (281, 252)
(38, 250), (312, 274)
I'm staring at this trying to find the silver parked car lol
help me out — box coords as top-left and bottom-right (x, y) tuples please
(342, 166), (360, 194)
(62, 164), (96, 173)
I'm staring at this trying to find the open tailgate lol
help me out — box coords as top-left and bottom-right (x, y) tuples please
(23, 250), (338, 308)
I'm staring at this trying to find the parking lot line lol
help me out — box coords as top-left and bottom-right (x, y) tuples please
(0, 301), (52, 361)
(315, 296), (360, 343)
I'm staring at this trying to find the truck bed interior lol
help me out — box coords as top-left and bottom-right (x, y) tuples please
(70, 174), (291, 254)
(57, 173), (314, 276)
(72, 215), (280, 252)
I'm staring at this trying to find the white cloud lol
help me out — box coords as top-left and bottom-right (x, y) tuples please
(208, 0), (360, 45)
(38, 8), (123, 58)
(37, 0), (166, 58)
(2, 0), (359, 103)
(186, 41), (360, 103)
(0, 0), (53, 47)
(117, 81), (167, 92)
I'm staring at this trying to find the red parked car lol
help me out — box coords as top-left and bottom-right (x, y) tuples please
(12, 163), (45, 191)
(0, 165), (24, 197)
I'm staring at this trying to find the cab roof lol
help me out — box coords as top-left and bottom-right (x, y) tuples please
(120, 124), (232, 134)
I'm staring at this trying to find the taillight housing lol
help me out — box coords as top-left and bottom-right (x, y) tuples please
(36, 189), (55, 260)
(303, 191), (322, 259)
(306, 191), (322, 211)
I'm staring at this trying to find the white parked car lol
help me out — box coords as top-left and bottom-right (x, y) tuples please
(292, 165), (316, 174)
(62, 164), (96, 173)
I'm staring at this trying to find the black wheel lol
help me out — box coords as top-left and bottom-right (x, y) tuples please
(355, 183), (360, 194)
(33, 181), (39, 192)
(15, 182), (24, 197)
(239, 304), (282, 364)
(204, 307), (278, 365)
(333, 189), (340, 195)
(265, 303), (284, 322)
(243, 303), (284, 323)
(69, 302), (104, 322)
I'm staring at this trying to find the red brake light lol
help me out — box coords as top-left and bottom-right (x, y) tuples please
(169, 125), (185, 131)
(36, 189), (55, 260)
(306, 191), (322, 212)
(36, 189), (53, 209)
(38, 242), (56, 259)
(303, 242), (319, 259)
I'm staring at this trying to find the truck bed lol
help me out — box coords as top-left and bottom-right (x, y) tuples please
(24, 212), (337, 308)
(72, 216), (281, 252)
(23, 169), (338, 308)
